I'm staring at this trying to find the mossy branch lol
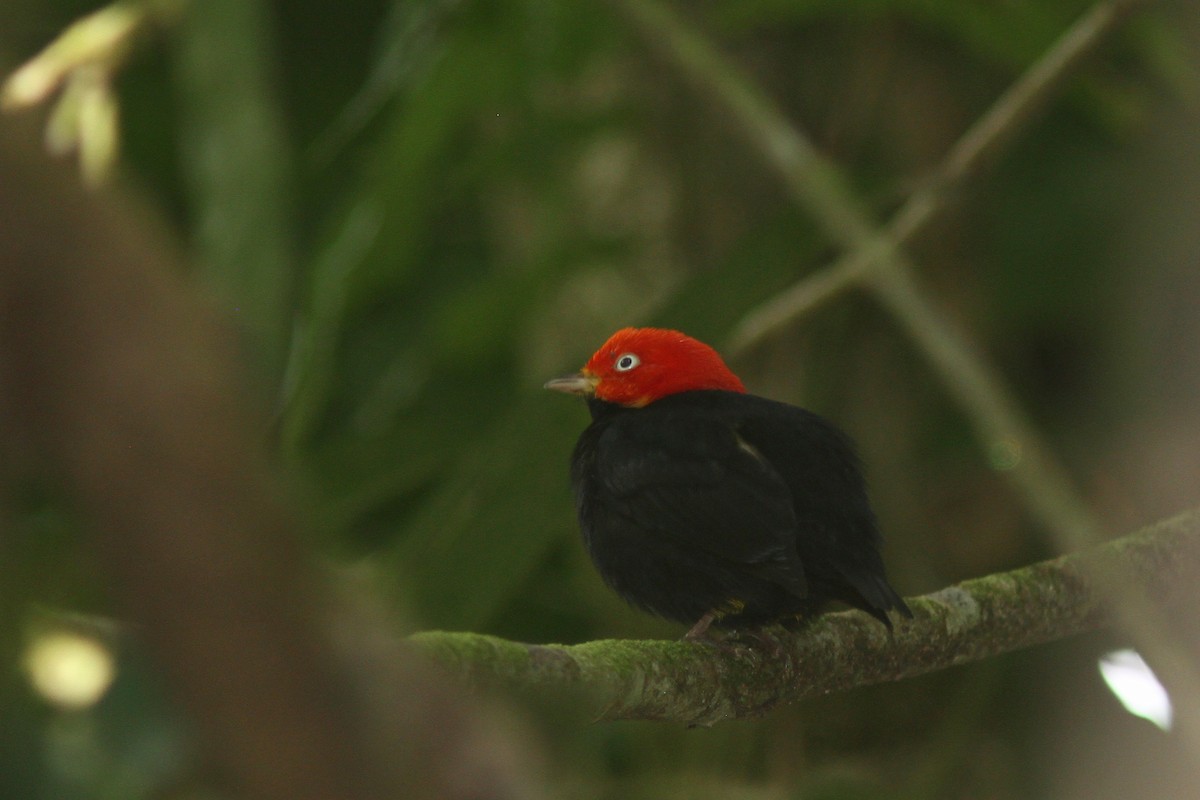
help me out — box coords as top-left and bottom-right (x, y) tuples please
(412, 507), (1200, 726)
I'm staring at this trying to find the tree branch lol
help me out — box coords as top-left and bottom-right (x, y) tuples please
(413, 507), (1200, 726)
(728, 0), (1149, 345)
(609, 0), (877, 251)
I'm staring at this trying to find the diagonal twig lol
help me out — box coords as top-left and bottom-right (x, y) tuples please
(729, 0), (1152, 352)
(609, 0), (878, 252)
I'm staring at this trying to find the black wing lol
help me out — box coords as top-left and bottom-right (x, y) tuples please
(735, 398), (911, 623)
(591, 407), (808, 598)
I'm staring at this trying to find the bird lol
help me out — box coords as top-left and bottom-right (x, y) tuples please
(545, 327), (911, 640)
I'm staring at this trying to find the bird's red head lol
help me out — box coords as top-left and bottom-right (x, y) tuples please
(545, 327), (745, 407)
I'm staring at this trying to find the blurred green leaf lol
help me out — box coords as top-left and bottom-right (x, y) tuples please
(174, 0), (297, 385)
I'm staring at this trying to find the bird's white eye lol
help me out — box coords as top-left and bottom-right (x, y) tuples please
(615, 353), (640, 372)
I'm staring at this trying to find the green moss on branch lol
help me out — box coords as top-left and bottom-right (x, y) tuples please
(411, 507), (1200, 725)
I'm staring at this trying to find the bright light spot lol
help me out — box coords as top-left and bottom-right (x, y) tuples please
(1098, 648), (1172, 731)
(24, 631), (116, 710)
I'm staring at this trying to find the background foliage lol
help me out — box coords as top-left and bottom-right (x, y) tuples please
(2, 0), (1199, 797)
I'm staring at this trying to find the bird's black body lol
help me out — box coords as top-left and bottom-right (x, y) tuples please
(570, 390), (910, 630)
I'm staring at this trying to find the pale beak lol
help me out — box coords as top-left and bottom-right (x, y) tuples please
(543, 372), (598, 396)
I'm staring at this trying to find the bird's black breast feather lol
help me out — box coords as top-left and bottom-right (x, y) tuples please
(578, 395), (809, 598)
(572, 391), (909, 627)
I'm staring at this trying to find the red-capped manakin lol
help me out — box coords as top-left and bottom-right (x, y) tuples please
(546, 327), (911, 639)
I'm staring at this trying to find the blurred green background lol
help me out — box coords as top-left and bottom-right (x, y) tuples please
(3, 0), (1199, 797)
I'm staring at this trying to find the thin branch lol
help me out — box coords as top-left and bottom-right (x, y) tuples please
(861, 262), (1200, 738)
(727, 238), (876, 355)
(729, 0), (1150, 353)
(866, 262), (1102, 548)
(608, 0), (878, 251)
(413, 507), (1200, 726)
(889, 0), (1150, 245)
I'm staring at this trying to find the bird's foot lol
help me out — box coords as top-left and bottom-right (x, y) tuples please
(683, 614), (788, 660)
(683, 610), (719, 642)
(682, 611), (749, 653)
(725, 626), (788, 659)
